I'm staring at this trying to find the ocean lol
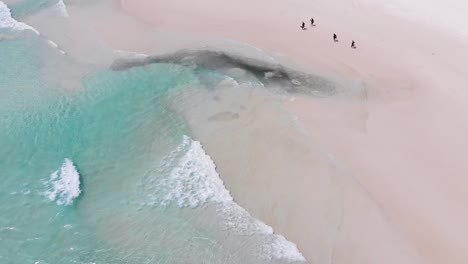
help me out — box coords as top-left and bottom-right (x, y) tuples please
(0, 1), (308, 263)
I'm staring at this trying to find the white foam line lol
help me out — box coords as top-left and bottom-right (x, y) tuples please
(0, 1), (39, 34)
(47, 39), (58, 48)
(0, 1), (66, 55)
(47, 39), (66, 55)
(54, 0), (69, 18)
(155, 136), (307, 262)
(114, 49), (149, 59)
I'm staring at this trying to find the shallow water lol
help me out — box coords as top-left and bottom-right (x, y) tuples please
(0, 2), (310, 263)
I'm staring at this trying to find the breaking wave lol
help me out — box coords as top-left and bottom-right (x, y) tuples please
(157, 136), (232, 208)
(53, 0), (69, 18)
(44, 158), (81, 206)
(0, 1), (39, 34)
(152, 136), (306, 262)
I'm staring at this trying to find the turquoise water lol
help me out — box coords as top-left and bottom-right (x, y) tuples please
(0, 1), (308, 262)
(8, 0), (56, 18)
(0, 34), (202, 263)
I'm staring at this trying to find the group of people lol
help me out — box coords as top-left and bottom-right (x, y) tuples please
(301, 18), (356, 49)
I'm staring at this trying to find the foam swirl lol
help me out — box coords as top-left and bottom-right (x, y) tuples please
(44, 159), (81, 206)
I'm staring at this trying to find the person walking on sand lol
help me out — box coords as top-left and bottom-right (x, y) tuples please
(351, 40), (356, 48)
(333, 33), (338, 42)
(301, 22), (306, 30)
(310, 18), (315, 26)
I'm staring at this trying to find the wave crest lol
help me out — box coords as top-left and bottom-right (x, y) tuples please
(151, 136), (306, 262)
(54, 0), (69, 18)
(157, 136), (232, 208)
(0, 1), (39, 34)
(44, 159), (81, 206)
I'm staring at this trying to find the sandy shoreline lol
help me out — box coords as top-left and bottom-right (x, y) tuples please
(119, 0), (468, 263)
(18, 0), (468, 262)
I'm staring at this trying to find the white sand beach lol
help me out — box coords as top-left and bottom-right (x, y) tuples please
(119, 0), (468, 263)
(21, 0), (468, 262)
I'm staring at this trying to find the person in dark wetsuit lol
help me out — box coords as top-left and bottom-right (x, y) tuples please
(301, 22), (306, 30)
(333, 33), (338, 42)
(310, 18), (315, 26)
(351, 40), (356, 48)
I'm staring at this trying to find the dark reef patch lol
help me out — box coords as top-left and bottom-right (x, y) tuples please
(110, 50), (339, 96)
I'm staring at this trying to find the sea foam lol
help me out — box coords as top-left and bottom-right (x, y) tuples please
(158, 136), (232, 208)
(154, 136), (306, 262)
(53, 0), (69, 18)
(0, 1), (39, 34)
(114, 49), (149, 59)
(47, 39), (66, 55)
(44, 159), (81, 206)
